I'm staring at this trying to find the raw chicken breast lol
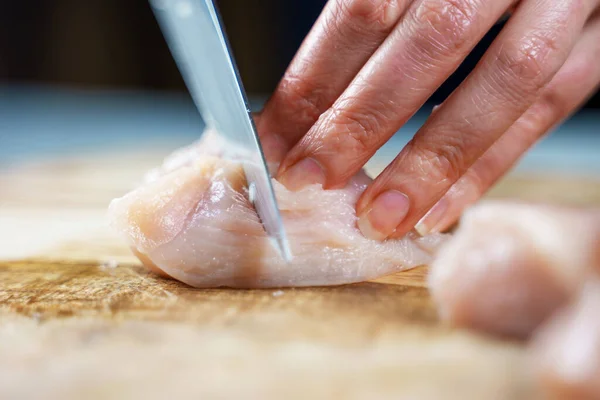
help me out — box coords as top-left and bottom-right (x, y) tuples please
(109, 129), (445, 288)
(531, 280), (600, 400)
(428, 201), (600, 338)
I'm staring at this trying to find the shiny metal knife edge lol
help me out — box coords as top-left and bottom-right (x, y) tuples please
(149, 0), (292, 262)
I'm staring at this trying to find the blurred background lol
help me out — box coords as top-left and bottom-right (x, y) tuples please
(0, 0), (598, 173)
(3, 0), (600, 105)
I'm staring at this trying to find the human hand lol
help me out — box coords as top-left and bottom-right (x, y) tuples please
(257, 0), (600, 240)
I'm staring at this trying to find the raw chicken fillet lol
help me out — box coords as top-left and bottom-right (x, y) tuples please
(109, 129), (445, 288)
(428, 201), (600, 399)
(428, 201), (600, 338)
(532, 279), (600, 399)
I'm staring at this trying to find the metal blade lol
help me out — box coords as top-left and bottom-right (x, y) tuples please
(150, 0), (292, 261)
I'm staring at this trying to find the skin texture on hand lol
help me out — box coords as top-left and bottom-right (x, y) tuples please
(257, 0), (600, 241)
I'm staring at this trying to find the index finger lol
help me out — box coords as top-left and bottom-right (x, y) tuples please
(258, 0), (411, 163)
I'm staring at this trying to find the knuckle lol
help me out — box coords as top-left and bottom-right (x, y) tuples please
(451, 170), (485, 205)
(467, 152), (500, 192)
(410, 0), (478, 53)
(536, 85), (571, 120)
(330, 107), (383, 157)
(510, 103), (553, 143)
(464, 171), (486, 199)
(410, 139), (466, 184)
(339, 0), (408, 31)
(537, 56), (595, 119)
(494, 32), (560, 89)
(277, 74), (328, 124)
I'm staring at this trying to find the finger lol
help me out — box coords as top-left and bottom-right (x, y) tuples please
(278, 0), (514, 190)
(258, 0), (411, 163)
(356, 0), (596, 241)
(416, 14), (600, 235)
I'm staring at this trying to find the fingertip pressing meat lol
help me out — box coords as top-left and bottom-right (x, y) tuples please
(530, 279), (600, 400)
(428, 202), (600, 338)
(108, 129), (447, 288)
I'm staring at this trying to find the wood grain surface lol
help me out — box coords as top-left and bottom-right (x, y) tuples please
(1, 149), (599, 399)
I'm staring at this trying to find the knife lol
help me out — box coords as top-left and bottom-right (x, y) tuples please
(150, 0), (292, 262)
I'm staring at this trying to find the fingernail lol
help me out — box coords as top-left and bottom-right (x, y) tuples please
(415, 198), (449, 236)
(357, 190), (410, 241)
(279, 158), (325, 191)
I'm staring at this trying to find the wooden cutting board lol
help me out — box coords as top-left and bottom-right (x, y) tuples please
(1, 149), (599, 400)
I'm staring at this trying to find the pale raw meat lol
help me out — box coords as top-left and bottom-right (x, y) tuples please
(428, 201), (600, 338)
(530, 279), (600, 400)
(108, 129), (446, 288)
(427, 201), (600, 398)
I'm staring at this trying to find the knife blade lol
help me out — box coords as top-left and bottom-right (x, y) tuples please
(150, 0), (292, 262)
